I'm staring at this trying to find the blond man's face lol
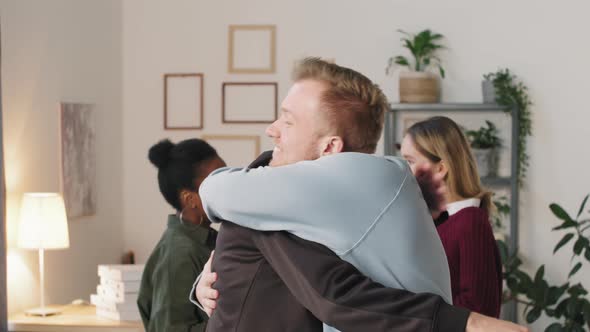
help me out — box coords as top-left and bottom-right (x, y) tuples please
(266, 80), (330, 167)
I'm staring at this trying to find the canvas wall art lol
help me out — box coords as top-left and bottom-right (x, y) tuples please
(60, 102), (96, 218)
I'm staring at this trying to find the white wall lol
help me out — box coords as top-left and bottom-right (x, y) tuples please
(1, 0), (123, 314)
(122, 1), (590, 329)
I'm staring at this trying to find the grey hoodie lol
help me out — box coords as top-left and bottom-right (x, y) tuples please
(200, 152), (452, 331)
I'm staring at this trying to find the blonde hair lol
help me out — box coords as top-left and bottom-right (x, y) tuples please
(406, 116), (494, 214)
(292, 57), (389, 153)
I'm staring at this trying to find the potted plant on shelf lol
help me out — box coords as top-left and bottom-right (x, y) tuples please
(482, 68), (532, 187)
(466, 120), (501, 177)
(386, 29), (446, 103)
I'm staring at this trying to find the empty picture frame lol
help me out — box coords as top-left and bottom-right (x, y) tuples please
(164, 73), (204, 129)
(202, 135), (261, 167)
(222, 82), (278, 124)
(60, 102), (96, 218)
(228, 25), (276, 74)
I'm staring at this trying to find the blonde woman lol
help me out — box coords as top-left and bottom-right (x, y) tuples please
(401, 116), (502, 318)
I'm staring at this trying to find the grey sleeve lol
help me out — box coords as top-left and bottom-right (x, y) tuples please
(199, 162), (354, 253)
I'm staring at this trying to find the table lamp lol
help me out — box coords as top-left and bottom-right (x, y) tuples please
(17, 193), (70, 316)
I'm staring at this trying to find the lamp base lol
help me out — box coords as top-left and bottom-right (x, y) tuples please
(25, 307), (61, 317)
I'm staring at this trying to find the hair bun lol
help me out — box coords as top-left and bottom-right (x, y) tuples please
(148, 139), (175, 169)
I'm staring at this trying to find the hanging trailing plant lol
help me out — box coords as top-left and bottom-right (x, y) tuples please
(483, 69), (532, 187)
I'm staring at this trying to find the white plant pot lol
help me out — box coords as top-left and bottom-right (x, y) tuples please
(472, 148), (499, 178)
(482, 80), (497, 104)
(399, 71), (440, 103)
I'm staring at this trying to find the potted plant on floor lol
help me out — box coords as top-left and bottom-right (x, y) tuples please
(386, 29), (446, 103)
(466, 120), (502, 177)
(498, 193), (590, 331)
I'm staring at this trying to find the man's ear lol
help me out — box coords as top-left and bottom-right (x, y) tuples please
(320, 136), (344, 156)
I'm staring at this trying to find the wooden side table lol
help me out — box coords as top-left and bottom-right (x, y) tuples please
(8, 304), (144, 332)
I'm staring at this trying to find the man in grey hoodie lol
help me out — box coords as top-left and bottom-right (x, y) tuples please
(192, 58), (528, 332)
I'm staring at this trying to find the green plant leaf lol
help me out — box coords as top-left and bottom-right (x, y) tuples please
(550, 203), (573, 222)
(555, 298), (568, 317)
(553, 219), (578, 231)
(585, 247), (590, 262)
(567, 297), (582, 317)
(554, 233), (575, 253)
(569, 262), (582, 278)
(397, 29), (410, 36)
(568, 283), (588, 296)
(526, 307), (542, 323)
(534, 265), (545, 284)
(567, 299), (578, 318)
(545, 323), (564, 332)
(577, 194), (589, 218)
(573, 237), (589, 255)
(439, 65), (445, 79)
(430, 33), (444, 40)
(506, 276), (519, 291)
(402, 39), (416, 58)
(547, 285), (567, 306)
(394, 56), (410, 67)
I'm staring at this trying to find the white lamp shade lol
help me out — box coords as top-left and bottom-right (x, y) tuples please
(18, 193), (70, 250)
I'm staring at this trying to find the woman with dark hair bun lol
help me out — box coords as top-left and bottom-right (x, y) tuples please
(137, 138), (225, 332)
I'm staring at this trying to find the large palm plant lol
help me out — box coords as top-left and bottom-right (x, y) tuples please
(386, 29), (446, 78)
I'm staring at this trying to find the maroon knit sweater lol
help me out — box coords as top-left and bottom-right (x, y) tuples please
(435, 207), (503, 318)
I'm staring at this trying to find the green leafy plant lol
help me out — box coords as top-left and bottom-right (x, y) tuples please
(386, 29), (446, 78)
(483, 69), (532, 187)
(498, 194), (590, 331)
(466, 120), (502, 150)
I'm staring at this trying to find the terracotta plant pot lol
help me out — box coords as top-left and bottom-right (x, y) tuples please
(399, 71), (440, 103)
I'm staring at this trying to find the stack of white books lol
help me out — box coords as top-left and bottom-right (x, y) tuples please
(90, 264), (145, 321)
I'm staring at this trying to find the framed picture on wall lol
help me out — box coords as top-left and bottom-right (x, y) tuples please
(222, 82), (278, 124)
(164, 73), (204, 130)
(202, 135), (261, 167)
(60, 102), (96, 218)
(228, 25), (276, 74)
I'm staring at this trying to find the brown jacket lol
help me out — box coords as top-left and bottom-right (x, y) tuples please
(205, 152), (470, 332)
